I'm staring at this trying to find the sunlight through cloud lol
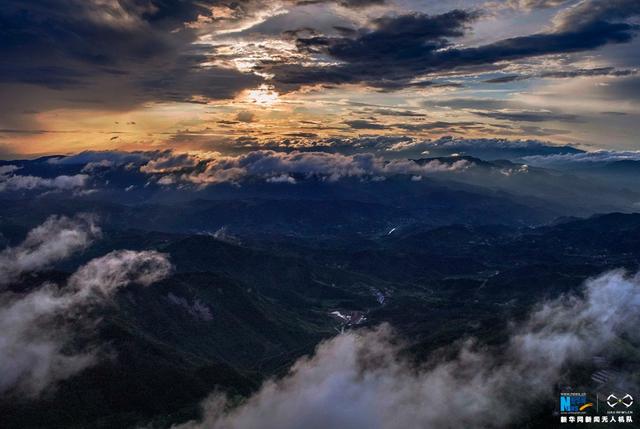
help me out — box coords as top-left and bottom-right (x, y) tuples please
(246, 85), (280, 106)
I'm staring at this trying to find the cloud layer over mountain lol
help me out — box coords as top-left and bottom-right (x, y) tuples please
(0, 218), (172, 397)
(0, 214), (100, 285)
(0, 166), (88, 192)
(153, 150), (471, 185)
(174, 269), (640, 429)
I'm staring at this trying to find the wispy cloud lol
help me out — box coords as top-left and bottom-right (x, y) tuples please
(0, 216), (172, 396)
(0, 215), (101, 285)
(0, 249), (172, 396)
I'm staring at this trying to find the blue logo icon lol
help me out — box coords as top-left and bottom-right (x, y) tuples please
(560, 394), (592, 413)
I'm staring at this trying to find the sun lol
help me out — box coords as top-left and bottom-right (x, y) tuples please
(247, 85), (280, 106)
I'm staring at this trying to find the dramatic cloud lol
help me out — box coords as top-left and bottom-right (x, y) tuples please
(271, 10), (480, 89)
(174, 269), (640, 429)
(3, 0), (640, 152)
(0, 249), (172, 396)
(0, 0), (393, 116)
(270, 3), (640, 90)
(0, 215), (101, 286)
(0, 167), (89, 192)
(2, 142), (590, 191)
(0, 0), (263, 117)
(145, 150), (470, 185)
(3, 0), (640, 151)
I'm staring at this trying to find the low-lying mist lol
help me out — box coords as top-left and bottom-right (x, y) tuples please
(0, 217), (173, 397)
(173, 270), (640, 429)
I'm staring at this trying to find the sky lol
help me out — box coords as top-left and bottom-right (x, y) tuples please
(1, 0), (640, 157)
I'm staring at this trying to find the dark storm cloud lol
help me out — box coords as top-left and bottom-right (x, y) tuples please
(320, 9), (478, 62)
(272, 10), (479, 89)
(484, 67), (638, 83)
(0, 0), (262, 112)
(269, 2), (640, 90)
